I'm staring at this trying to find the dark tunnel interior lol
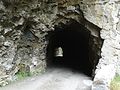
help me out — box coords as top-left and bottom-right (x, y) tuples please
(46, 21), (93, 77)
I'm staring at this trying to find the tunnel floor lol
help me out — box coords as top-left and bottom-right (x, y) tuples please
(47, 21), (93, 77)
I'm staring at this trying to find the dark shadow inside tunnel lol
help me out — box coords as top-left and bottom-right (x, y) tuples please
(46, 20), (100, 77)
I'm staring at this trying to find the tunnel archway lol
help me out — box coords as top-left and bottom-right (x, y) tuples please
(46, 20), (102, 77)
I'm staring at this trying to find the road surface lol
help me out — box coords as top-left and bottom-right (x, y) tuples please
(0, 67), (92, 90)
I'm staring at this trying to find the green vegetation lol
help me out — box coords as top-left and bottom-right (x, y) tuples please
(15, 63), (45, 80)
(110, 75), (120, 90)
(15, 70), (31, 80)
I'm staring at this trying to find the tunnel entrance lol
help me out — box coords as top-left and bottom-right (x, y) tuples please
(46, 20), (102, 77)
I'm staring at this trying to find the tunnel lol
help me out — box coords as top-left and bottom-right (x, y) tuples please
(46, 20), (98, 77)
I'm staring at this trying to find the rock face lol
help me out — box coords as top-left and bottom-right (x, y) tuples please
(80, 0), (120, 89)
(0, 0), (119, 89)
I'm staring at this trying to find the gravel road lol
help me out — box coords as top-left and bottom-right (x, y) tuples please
(0, 67), (92, 90)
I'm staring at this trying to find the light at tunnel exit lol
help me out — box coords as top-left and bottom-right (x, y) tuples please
(54, 47), (63, 57)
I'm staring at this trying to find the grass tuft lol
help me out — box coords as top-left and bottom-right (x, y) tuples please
(15, 71), (31, 80)
(110, 75), (120, 90)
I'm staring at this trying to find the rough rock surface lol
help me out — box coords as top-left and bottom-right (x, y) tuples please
(0, 0), (120, 90)
(80, 0), (120, 89)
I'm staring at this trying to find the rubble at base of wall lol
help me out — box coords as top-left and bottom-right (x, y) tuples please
(92, 64), (116, 90)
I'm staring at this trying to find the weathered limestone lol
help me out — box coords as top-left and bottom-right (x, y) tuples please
(92, 64), (116, 90)
(0, 0), (120, 89)
(80, 0), (120, 89)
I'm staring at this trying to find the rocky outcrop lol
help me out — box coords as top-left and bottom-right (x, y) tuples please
(80, 0), (120, 89)
(0, 0), (120, 89)
(0, 0), (49, 86)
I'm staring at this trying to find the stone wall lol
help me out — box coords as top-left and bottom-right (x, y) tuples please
(79, 0), (120, 89)
(0, 0), (120, 89)
(0, 0), (49, 86)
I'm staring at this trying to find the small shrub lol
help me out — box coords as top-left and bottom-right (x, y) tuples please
(15, 70), (31, 80)
(110, 75), (120, 90)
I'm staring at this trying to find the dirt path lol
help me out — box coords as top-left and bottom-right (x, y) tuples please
(0, 67), (92, 90)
